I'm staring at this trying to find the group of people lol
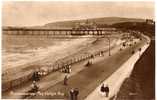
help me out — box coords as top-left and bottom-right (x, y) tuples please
(30, 81), (39, 93)
(63, 75), (79, 100)
(30, 70), (109, 99)
(85, 60), (93, 67)
(61, 65), (72, 73)
(30, 57), (110, 99)
(28, 70), (41, 94)
(32, 70), (41, 81)
(100, 84), (110, 97)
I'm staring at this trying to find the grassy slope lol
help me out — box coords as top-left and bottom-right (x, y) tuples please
(4, 17), (145, 29)
(43, 17), (145, 29)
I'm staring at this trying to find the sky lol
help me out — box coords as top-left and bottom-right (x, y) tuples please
(2, 1), (155, 26)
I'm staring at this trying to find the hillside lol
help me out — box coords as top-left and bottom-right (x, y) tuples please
(43, 17), (145, 29)
(111, 21), (155, 37)
(3, 17), (145, 29)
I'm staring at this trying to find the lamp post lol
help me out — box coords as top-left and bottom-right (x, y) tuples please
(107, 36), (111, 56)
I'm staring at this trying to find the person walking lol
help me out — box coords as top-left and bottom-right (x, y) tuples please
(104, 85), (109, 97)
(31, 81), (39, 92)
(68, 65), (72, 73)
(69, 88), (74, 100)
(100, 84), (105, 96)
(74, 88), (79, 100)
(69, 88), (79, 100)
(32, 70), (40, 81)
(100, 84), (110, 97)
(64, 75), (68, 85)
(100, 84), (105, 92)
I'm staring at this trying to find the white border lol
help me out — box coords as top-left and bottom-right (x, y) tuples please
(0, 0), (156, 99)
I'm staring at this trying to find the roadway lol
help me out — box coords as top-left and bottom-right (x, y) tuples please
(30, 38), (147, 100)
(2, 36), (147, 99)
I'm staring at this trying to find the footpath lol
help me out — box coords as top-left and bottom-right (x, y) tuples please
(86, 37), (150, 100)
(3, 36), (149, 100)
(31, 38), (147, 99)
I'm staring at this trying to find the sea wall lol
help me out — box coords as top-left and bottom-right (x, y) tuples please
(85, 36), (150, 100)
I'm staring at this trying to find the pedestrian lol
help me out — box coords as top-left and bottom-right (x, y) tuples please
(69, 88), (79, 100)
(91, 54), (94, 59)
(32, 70), (40, 81)
(66, 65), (71, 73)
(69, 88), (74, 100)
(31, 81), (39, 92)
(64, 75), (68, 85)
(100, 84), (105, 96)
(104, 85), (109, 97)
(100, 51), (103, 56)
(68, 65), (72, 73)
(100, 84), (105, 92)
(74, 88), (79, 100)
(85, 61), (90, 67)
(65, 65), (69, 73)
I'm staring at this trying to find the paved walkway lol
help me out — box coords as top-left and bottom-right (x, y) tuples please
(30, 39), (146, 100)
(86, 40), (149, 100)
(3, 37), (147, 100)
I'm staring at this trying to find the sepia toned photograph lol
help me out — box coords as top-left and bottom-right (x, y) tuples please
(2, 1), (155, 100)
